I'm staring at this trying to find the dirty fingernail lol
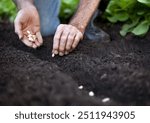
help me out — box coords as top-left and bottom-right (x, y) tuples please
(54, 50), (58, 55)
(65, 51), (69, 55)
(59, 52), (64, 56)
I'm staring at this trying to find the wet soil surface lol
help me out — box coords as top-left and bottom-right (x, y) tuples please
(0, 22), (150, 106)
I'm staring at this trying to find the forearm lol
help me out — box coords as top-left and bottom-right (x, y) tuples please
(13, 0), (34, 10)
(70, 0), (101, 34)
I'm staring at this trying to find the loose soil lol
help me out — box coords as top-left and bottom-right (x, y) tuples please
(0, 22), (150, 106)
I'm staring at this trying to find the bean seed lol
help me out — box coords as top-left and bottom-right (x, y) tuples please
(52, 53), (55, 58)
(89, 91), (94, 97)
(102, 97), (110, 103)
(26, 31), (36, 42)
(78, 85), (83, 90)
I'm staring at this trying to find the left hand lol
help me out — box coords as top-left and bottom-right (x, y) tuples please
(52, 24), (83, 56)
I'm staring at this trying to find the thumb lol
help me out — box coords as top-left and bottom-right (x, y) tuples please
(14, 19), (23, 40)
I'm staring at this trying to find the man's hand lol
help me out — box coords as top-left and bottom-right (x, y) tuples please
(52, 24), (83, 56)
(14, 6), (43, 49)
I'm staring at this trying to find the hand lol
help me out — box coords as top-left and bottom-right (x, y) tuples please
(14, 6), (43, 49)
(52, 24), (83, 56)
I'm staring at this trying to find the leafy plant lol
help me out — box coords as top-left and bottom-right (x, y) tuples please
(105, 0), (150, 36)
(0, 0), (17, 22)
(59, 0), (79, 21)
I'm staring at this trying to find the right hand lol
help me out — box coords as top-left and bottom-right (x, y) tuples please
(14, 5), (43, 49)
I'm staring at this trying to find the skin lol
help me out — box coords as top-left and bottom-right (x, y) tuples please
(13, 0), (43, 49)
(13, 0), (100, 55)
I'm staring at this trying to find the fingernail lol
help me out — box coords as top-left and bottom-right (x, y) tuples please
(54, 50), (58, 55)
(33, 47), (37, 49)
(59, 52), (64, 56)
(32, 45), (37, 49)
(65, 51), (69, 55)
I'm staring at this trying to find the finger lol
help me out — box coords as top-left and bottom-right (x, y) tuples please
(59, 31), (69, 56)
(72, 32), (83, 50)
(32, 43), (37, 49)
(53, 26), (64, 55)
(22, 37), (33, 48)
(36, 31), (43, 44)
(14, 19), (23, 40)
(65, 32), (76, 52)
(33, 40), (40, 47)
(65, 51), (69, 55)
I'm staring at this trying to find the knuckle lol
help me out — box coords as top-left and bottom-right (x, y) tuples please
(78, 31), (83, 37)
(58, 24), (65, 29)
(68, 36), (74, 41)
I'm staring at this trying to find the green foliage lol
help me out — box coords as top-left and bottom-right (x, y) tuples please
(0, 0), (79, 22)
(59, 0), (79, 21)
(105, 0), (150, 36)
(0, 0), (17, 22)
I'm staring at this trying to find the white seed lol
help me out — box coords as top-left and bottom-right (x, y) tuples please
(28, 37), (35, 42)
(89, 91), (95, 97)
(78, 85), (83, 90)
(102, 97), (110, 103)
(27, 34), (36, 42)
(52, 53), (55, 58)
(32, 35), (36, 41)
(27, 30), (31, 34)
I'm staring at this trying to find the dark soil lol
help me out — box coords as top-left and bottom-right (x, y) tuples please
(0, 22), (150, 106)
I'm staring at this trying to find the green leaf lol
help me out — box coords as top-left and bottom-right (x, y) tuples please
(107, 16), (118, 23)
(132, 21), (150, 35)
(137, 0), (150, 7)
(120, 18), (140, 36)
(0, 0), (16, 22)
(114, 11), (129, 22)
(59, 0), (79, 20)
(104, 0), (150, 36)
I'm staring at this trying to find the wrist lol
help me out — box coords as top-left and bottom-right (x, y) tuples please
(15, 0), (35, 10)
(69, 21), (86, 34)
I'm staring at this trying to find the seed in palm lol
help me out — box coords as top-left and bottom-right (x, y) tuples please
(27, 30), (36, 42)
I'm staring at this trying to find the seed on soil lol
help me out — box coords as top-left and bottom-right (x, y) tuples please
(100, 73), (107, 80)
(102, 97), (110, 103)
(52, 53), (55, 58)
(89, 91), (95, 97)
(78, 85), (83, 90)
